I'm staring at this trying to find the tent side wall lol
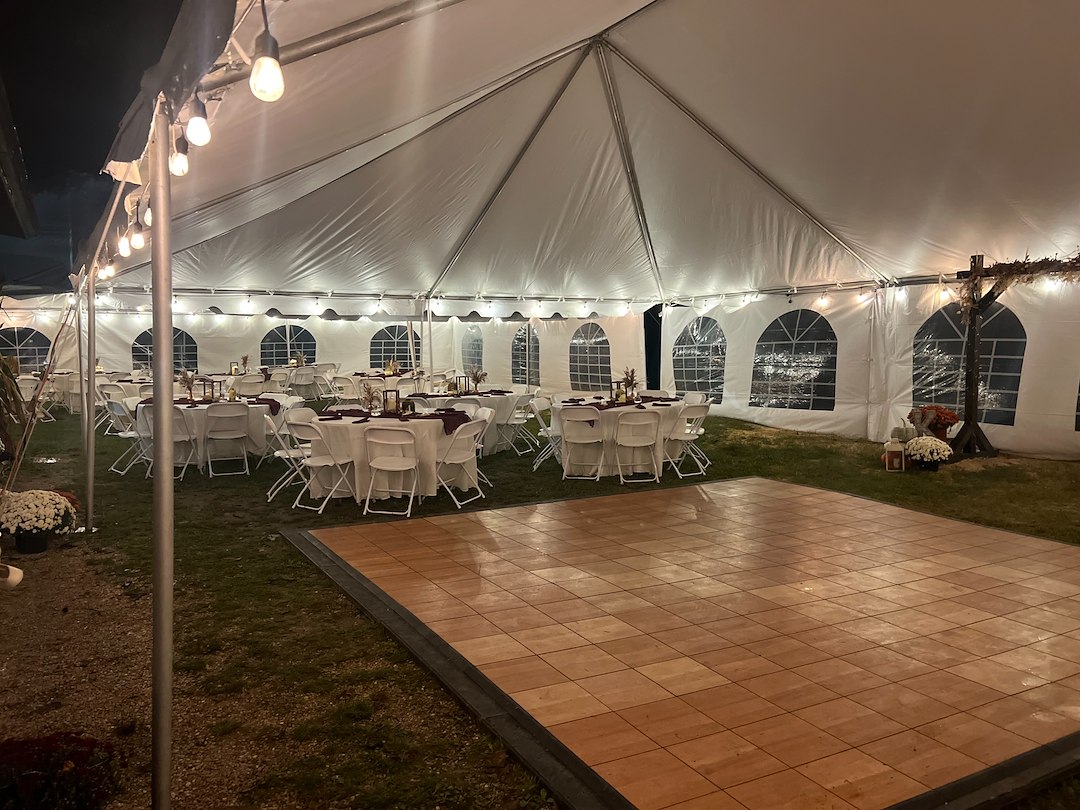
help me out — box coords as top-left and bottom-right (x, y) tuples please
(660, 285), (1080, 460)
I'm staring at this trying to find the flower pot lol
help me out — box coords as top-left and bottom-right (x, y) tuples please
(14, 531), (49, 554)
(915, 460), (940, 472)
(932, 427), (948, 441)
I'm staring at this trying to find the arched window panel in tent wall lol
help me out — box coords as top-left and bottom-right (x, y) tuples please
(912, 302), (1026, 426)
(673, 317), (726, 403)
(370, 325), (420, 371)
(261, 325), (317, 367)
(569, 322), (612, 392)
(0, 327), (51, 374)
(751, 310), (837, 411)
(462, 325), (484, 371)
(132, 328), (199, 373)
(511, 324), (540, 388)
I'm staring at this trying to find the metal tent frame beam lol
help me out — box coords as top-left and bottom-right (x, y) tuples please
(605, 40), (892, 287)
(201, 0), (469, 93)
(596, 41), (664, 301)
(426, 45), (592, 299)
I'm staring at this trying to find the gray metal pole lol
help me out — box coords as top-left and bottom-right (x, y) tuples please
(200, 0), (468, 93)
(427, 300), (434, 386)
(148, 106), (175, 810)
(74, 292), (86, 450)
(84, 271), (97, 530)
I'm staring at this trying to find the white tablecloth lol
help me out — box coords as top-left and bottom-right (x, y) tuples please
(550, 401), (685, 478)
(135, 401), (270, 469)
(415, 393), (517, 455)
(308, 416), (476, 501)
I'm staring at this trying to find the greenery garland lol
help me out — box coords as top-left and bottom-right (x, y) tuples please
(959, 254), (1080, 318)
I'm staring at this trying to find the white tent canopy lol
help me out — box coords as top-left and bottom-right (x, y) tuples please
(7, 0), (1079, 457)
(105, 0), (1080, 303)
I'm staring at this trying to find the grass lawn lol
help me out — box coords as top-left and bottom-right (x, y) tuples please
(3, 408), (1080, 807)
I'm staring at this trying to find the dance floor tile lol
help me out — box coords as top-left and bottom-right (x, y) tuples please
(310, 479), (1080, 809)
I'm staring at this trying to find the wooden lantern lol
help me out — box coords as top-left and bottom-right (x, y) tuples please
(382, 388), (400, 414)
(454, 375), (471, 394)
(611, 380), (626, 403)
(230, 361), (239, 375)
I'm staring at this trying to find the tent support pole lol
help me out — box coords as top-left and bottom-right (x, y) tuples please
(426, 46), (591, 299)
(596, 42), (665, 301)
(75, 291), (86, 451)
(82, 180), (123, 531)
(149, 105), (175, 810)
(201, 0), (469, 93)
(427, 300), (434, 380)
(604, 41), (892, 287)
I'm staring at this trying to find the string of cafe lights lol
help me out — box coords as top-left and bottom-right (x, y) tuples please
(94, 0), (285, 282)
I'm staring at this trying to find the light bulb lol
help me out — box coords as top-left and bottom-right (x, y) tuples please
(249, 30), (284, 102)
(939, 287), (951, 301)
(99, 263), (115, 280)
(139, 203), (152, 227)
(130, 226), (146, 250)
(168, 134), (189, 177)
(118, 234), (131, 258)
(186, 95), (211, 146)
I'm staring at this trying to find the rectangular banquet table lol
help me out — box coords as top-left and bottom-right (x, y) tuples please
(549, 400), (686, 478)
(307, 414), (478, 501)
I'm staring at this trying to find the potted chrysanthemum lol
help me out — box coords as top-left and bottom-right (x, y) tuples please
(904, 436), (953, 471)
(0, 490), (77, 554)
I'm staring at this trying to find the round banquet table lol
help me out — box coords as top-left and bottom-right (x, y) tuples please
(307, 414), (477, 501)
(549, 400), (686, 478)
(411, 392), (517, 455)
(134, 400), (271, 470)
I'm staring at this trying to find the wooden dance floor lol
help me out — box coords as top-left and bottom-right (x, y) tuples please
(307, 479), (1080, 810)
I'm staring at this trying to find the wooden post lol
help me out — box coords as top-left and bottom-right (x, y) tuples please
(950, 255), (998, 457)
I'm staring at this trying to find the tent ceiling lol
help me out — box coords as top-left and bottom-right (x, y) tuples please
(114, 0), (1080, 302)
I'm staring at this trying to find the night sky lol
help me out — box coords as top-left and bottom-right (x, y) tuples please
(0, 0), (185, 190)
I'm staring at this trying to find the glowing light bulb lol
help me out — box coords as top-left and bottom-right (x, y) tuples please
(249, 29), (284, 102)
(130, 226), (146, 250)
(140, 204), (152, 227)
(99, 263), (115, 280)
(168, 134), (189, 177)
(118, 234), (131, 258)
(186, 95), (211, 146)
(939, 287), (951, 301)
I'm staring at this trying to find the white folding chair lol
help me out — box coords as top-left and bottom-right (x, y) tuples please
(363, 426), (420, 517)
(665, 403), (711, 477)
(472, 406), (496, 487)
(138, 384), (156, 399)
(560, 406), (605, 481)
(263, 414), (309, 501)
(331, 375), (358, 402)
(614, 409), (661, 485)
(141, 405), (198, 480)
(17, 377), (53, 423)
(442, 398), (479, 417)
(436, 419), (486, 509)
(106, 399), (146, 475)
(205, 402), (251, 477)
(238, 374), (265, 397)
(265, 370), (289, 393)
(289, 421), (356, 513)
(498, 393), (538, 455)
(640, 389), (670, 398)
(681, 392), (709, 405)
(530, 397), (561, 471)
(290, 366), (318, 400)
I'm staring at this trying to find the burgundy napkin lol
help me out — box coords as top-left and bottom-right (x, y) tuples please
(248, 397), (282, 416)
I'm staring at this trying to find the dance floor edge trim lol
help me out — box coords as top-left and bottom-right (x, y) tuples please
(283, 527), (635, 810)
(282, 487), (1080, 810)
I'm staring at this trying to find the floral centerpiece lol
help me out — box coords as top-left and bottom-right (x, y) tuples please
(292, 351), (306, 367)
(178, 369), (196, 401)
(358, 380), (379, 411)
(241, 354), (250, 374)
(621, 367), (639, 399)
(904, 436), (953, 471)
(908, 404), (959, 439)
(467, 365), (488, 387)
(384, 359), (401, 376)
(0, 489), (77, 554)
